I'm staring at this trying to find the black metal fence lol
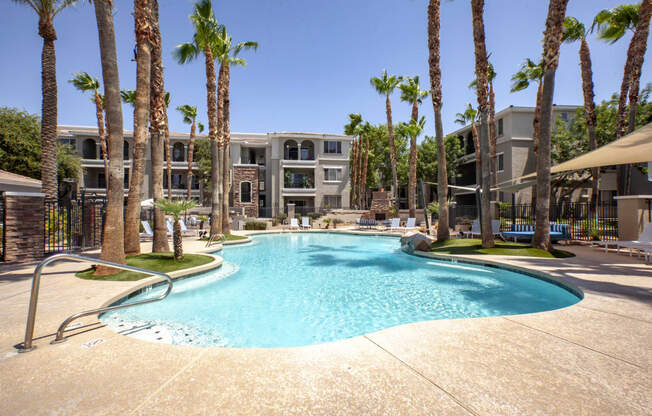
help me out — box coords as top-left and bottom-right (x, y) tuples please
(498, 202), (618, 241)
(44, 195), (105, 255)
(0, 193), (5, 261)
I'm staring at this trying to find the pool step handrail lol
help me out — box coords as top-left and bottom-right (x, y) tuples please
(16, 253), (173, 353)
(205, 233), (225, 247)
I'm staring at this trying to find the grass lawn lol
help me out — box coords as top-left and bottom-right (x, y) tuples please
(430, 238), (574, 258)
(199, 233), (248, 242)
(76, 252), (214, 281)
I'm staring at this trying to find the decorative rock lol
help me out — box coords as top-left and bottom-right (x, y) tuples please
(401, 232), (435, 253)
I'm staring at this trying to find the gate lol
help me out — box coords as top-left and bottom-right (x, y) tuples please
(44, 195), (105, 255)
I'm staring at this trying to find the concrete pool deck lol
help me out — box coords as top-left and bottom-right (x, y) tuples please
(0, 236), (650, 415)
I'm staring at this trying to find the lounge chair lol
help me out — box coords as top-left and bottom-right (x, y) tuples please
(403, 217), (417, 231)
(140, 221), (153, 239)
(357, 218), (378, 230)
(289, 218), (299, 230)
(501, 223), (571, 244)
(386, 218), (401, 232)
(608, 223), (652, 258)
(301, 217), (311, 229)
(179, 219), (196, 237)
(464, 220), (480, 238)
(166, 219), (174, 236)
(464, 219), (501, 239)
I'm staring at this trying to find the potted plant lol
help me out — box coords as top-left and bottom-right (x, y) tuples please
(323, 217), (332, 229)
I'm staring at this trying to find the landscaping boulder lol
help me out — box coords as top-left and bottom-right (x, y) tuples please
(401, 232), (435, 253)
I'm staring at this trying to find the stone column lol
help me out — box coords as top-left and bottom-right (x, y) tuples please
(615, 195), (652, 240)
(3, 192), (45, 262)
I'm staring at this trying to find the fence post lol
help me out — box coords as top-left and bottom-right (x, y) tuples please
(511, 193), (516, 229)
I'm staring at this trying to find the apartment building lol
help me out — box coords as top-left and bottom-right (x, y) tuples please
(57, 126), (353, 217)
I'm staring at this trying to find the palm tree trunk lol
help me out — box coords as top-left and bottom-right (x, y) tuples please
(428, 0), (449, 241)
(385, 95), (399, 212)
(173, 220), (183, 260)
(187, 119), (196, 201)
(215, 64), (225, 234)
(362, 135), (370, 209)
(350, 137), (357, 207)
(532, 0), (569, 251)
(93, 93), (110, 188)
(357, 137), (364, 209)
(489, 82), (497, 200)
(165, 113), (172, 199)
(578, 38), (599, 206)
(470, 0), (493, 248)
(221, 64), (232, 234)
(149, 0), (169, 253)
(471, 122), (481, 185)
(93, 0), (126, 273)
(124, 0), (152, 256)
(38, 20), (58, 198)
(408, 100), (419, 217)
(208, 54), (220, 236)
(530, 81), (543, 206)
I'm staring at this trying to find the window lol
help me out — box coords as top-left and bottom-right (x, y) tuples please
(123, 140), (130, 160)
(323, 141), (342, 154)
(98, 173), (106, 188)
(497, 118), (504, 136)
(323, 168), (341, 181)
(60, 138), (75, 147)
(259, 180), (265, 192)
(172, 143), (185, 161)
(124, 169), (129, 188)
(240, 181), (252, 203)
(323, 195), (341, 209)
(498, 153), (504, 172)
(560, 112), (569, 121)
(82, 138), (97, 159)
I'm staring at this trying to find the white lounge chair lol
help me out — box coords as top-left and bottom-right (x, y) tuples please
(179, 219), (196, 237)
(466, 220), (480, 238)
(491, 219), (502, 238)
(301, 217), (311, 229)
(465, 219), (501, 238)
(289, 218), (299, 230)
(140, 221), (153, 239)
(166, 219), (175, 236)
(613, 223), (652, 258)
(403, 217), (417, 231)
(387, 218), (401, 232)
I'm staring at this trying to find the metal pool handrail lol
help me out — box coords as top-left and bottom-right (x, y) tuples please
(16, 253), (173, 352)
(205, 233), (225, 248)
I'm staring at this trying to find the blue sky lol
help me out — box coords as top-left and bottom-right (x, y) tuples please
(0, 0), (649, 140)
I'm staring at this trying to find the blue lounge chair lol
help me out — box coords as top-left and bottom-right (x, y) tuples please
(501, 223), (571, 244)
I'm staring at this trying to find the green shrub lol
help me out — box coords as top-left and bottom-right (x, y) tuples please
(308, 212), (323, 220)
(244, 221), (267, 230)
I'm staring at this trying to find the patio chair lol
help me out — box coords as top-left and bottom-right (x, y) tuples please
(491, 219), (502, 238)
(465, 220), (480, 238)
(289, 218), (299, 230)
(403, 217), (417, 231)
(301, 217), (311, 229)
(166, 219), (174, 236)
(140, 221), (153, 239)
(387, 218), (401, 232)
(611, 223), (652, 258)
(179, 219), (196, 237)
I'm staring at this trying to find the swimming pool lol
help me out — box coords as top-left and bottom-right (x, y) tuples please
(102, 233), (581, 348)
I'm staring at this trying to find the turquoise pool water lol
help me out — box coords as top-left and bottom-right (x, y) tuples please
(102, 233), (580, 348)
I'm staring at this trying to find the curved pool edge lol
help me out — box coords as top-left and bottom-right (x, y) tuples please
(97, 253), (224, 310)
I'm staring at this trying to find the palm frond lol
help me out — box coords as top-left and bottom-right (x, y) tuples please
(562, 16), (586, 43)
(173, 42), (200, 64)
(120, 89), (136, 105)
(69, 71), (99, 92)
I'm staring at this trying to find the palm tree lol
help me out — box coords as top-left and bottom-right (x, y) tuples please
(13, 0), (77, 197)
(428, 0), (449, 241)
(360, 121), (372, 209)
(562, 17), (599, 205)
(399, 76), (429, 218)
(470, 0), (493, 248)
(398, 117), (426, 217)
(69, 71), (109, 186)
(455, 103), (480, 185)
(177, 104), (204, 200)
(344, 113), (363, 207)
(215, 25), (258, 234)
(532, 0), (570, 251)
(371, 70), (403, 211)
(594, 1), (652, 194)
(123, 2), (153, 257)
(154, 199), (197, 261)
(473, 63), (498, 195)
(164, 91), (172, 200)
(149, 0), (169, 252)
(92, 0), (126, 272)
(173, 0), (222, 236)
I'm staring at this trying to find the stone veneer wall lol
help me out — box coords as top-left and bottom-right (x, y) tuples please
(367, 191), (391, 220)
(232, 166), (259, 217)
(3, 192), (45, 262)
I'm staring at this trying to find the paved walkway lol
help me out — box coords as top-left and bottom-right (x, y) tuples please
(0, 238), (650, 415)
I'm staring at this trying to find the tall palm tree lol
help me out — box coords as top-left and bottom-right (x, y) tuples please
(470, 0), (493, 248)
(215, 25), (258, 234)
(428, 0), (449, 241)
(398, 117), (426, 217)
(532, 0), (570, 251)
(69, 71), (109, 186)
(594, 1), (652, 194)
(92, 0), (126, 272)
(177, 104), (204, 200)
(163, 91), (172, 200)
(371, 70), (403, 211)
(562, 17), (599, 206)
(455, 103), (480, 185)
(173, 0), (222, 235)
(123, 0), (153, 256)
(149, 0), (169, 252)
(13, 0), (77, 197)
(344, 113), (362, 207)
(360, 121), (372, 209)
(399, 76), (429, 217)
